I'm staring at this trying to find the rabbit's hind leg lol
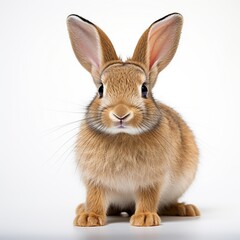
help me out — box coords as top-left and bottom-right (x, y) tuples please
(160, 203), (200, 217)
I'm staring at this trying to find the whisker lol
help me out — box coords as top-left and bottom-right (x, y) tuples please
(54, 141), (78, 171)
(43, 119), (82, 136)
(48, 131), (80, 164)
(49, 126), (80, 142)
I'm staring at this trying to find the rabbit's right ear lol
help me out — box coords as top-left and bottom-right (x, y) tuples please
(67, 15), (119, 83)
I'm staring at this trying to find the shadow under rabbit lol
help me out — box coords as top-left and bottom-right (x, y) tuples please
(106, 214), (200, 225)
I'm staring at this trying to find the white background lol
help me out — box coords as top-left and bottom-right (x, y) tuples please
(0, 0), (240, 239)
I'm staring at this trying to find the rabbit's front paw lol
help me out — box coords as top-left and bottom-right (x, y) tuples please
(130, 212), (161, 227)
(74, 212), (106, 227)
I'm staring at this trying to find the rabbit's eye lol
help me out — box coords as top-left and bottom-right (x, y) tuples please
(98, 84), (104, 98)
(141, 83), (148, 98)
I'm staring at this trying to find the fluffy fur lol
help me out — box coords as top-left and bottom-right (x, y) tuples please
(67, 13), (200, 227)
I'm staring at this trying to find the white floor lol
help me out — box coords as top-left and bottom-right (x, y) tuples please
(1, 203), (239, 240)
(71, 207), (240, 240)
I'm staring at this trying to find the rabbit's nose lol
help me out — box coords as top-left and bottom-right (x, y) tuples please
(110, 111), (133, 122)
(109, 104), (133, 122)
(113, 113), (130, 121)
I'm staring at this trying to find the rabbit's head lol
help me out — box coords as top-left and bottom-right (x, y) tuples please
(67, 14), (183, 134)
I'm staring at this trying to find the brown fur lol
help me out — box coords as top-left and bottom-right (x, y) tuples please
(74, 184), (106, 226)
(67, 13), (200, 227)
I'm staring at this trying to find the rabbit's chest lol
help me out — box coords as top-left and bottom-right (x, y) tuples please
(78, 144), (165, 192)
(76, 127), (168, 191)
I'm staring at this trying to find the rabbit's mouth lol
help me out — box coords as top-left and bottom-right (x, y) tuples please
(108, 120), (146, 134)
(109, 125), (140, 135)
(115, 121), (126, 129)
(118, 120), (125, 128)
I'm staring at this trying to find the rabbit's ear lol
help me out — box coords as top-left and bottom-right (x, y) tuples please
(132, 13), (183, 84)
(67, 15), (119, 82)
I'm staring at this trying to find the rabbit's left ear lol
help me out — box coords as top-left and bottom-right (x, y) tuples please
(131, 13), (183, 85)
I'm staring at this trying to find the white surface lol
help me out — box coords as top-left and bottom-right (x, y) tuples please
(1, 0), (240, 239)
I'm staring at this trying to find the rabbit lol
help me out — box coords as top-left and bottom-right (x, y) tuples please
(67, 13), (200, 227)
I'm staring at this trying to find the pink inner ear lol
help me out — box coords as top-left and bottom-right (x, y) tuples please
(68, 16), (101, 70)
(148, 17), (178, 70)
(77, 24), (100, 68)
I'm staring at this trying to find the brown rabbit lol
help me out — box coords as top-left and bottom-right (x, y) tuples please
(67, 13), (200, 227)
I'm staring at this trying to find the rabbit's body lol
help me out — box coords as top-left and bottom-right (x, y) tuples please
(67, 13), (200, 227)
(77, 101), (198, 213)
